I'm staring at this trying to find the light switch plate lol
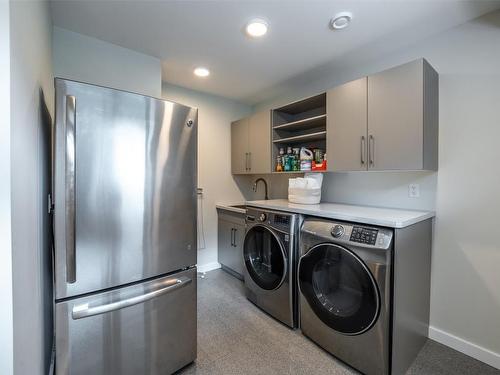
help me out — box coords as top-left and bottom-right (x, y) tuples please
(408, 184), (420, 198)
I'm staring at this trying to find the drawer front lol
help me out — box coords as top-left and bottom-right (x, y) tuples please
(56, 268), (197, 375)
(217, 209), (245, 226)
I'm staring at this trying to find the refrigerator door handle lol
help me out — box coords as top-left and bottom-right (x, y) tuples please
(71, 276), (192, 320)
(65, 95), (77, 284)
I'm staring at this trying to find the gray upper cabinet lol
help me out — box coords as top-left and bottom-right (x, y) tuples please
(327, 59), (438, 171)
(327, 77), (368, 171)
(248, 110), (271, 174)
(367, 59), (438, 171)
(231, 110), (271, 174)
(231, 118), (248, 174)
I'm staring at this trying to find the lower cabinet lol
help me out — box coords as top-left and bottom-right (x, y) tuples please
(217, 209), (245, 279)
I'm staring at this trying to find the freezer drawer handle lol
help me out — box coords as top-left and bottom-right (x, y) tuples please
(71, 276), (192, 320)
(65, 95), (77, 283)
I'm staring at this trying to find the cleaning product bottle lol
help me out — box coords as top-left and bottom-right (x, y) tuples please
(276, 156), (283, 172)
(300, 147), (313, 171)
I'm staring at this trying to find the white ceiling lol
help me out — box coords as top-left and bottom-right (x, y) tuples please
(50, 0), (500, 105)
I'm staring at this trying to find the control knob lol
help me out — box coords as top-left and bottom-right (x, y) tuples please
(331, 225), (345, 238)
(259, 213), (267, 222)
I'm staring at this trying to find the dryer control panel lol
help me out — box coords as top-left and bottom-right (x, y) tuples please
(301, 218), (393, 250)
(350, 226), (378, 245)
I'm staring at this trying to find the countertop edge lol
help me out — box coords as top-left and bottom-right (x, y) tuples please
(245, 200), (435, 229)
(216, 203), (246, 215)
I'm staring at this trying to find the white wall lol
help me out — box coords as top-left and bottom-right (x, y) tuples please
(53, 26), (161, 97)
(0, 1), (13, 373)
(9, 1), (54, 374)
(255, 11), (500, 368)
(162, 83), (252, 271)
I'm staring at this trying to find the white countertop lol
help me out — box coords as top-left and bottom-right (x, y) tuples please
(245, 199), (434, 228)
(215, 203), (246, 215)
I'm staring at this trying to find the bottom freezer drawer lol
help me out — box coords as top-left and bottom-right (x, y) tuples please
(56, 267), (197, 375)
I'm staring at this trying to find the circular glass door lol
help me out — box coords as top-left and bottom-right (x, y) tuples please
(298, 244), (379, 335)
(243, 225), (286, 290)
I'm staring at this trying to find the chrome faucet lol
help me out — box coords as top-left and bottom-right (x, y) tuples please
(253, 178), (269, 200)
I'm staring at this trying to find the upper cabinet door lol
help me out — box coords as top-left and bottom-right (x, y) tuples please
(327, 77), (368, 171)
(368, 59), (426, 170)
(231, 118), (249, 174)
(248, 110), (271, 174)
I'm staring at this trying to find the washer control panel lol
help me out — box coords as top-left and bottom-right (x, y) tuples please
(350, 226), (378, 245)
(246, 207), (298, 234)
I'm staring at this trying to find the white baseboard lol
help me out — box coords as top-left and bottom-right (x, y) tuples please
(196, 261), (221, 273)
(429, 326), (500, 370)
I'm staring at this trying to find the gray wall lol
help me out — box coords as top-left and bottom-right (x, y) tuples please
(9, 1), (54, 374)
(0, 2), (13, 373)
(162, 83), (252, 270)
(254, 10), (500, 368)
(53, 26), (162, 97)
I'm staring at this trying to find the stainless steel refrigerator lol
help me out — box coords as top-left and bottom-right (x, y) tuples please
(53, 78), (198, 375)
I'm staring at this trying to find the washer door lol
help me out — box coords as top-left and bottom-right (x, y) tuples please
(243, 225), (287, 291)
(298, 243), (380, 335)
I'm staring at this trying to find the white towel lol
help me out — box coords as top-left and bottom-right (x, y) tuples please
(304, 172), (323, 189)
(289, 173), (323, 190)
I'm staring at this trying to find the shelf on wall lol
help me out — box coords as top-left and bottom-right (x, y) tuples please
(273, 114), (326, 131)
(273, 131), (327, 144)
(274, 93), (326, 115)
(271, 170), (326, 174)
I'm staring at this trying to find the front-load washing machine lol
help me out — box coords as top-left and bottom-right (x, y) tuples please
(298, 217), (393, 375)
(243, 207), (300, 328)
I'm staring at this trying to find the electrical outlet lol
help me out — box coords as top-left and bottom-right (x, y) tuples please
(408, 184), (420, 198)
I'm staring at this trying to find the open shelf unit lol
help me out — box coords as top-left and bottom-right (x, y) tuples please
(271, 93), (327, 172)
(273, 114), (327, 131)
(272, 131), (326, 144)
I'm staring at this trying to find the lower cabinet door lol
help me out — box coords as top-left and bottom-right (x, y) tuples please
(55, 268), (197, 375)
(231, 223), (245, 276)
(218, 219), (234, 270)
(218, 218), (244, 279)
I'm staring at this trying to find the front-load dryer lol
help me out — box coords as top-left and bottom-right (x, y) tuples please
(243, 207), (300, 328)
(298, 217), (393, 375)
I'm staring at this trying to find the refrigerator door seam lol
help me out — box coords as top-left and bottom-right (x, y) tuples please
(65, 94), (77, 284)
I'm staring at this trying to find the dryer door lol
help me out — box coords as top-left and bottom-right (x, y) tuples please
(243, 225), (287, 291)
(299, 243), (380, 335)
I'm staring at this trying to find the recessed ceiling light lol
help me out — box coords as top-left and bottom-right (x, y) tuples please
(330, 12), (352, 30)
(245, 19), (268, 38)
(194, 67), (210, 77)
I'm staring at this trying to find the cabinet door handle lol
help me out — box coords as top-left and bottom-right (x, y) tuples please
(245, 153), (249, 171)
(248, 152), (251, 171)
(230, 228), (235, 247)
(233, 228), (237, 247)
(369, 135), (375, 167)
(360, 136), (366, 165)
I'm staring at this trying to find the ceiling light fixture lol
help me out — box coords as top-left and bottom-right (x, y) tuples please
(330, 12), (352, 30)
(245, 19), (268, 38)
(194, 67), (210, 77)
